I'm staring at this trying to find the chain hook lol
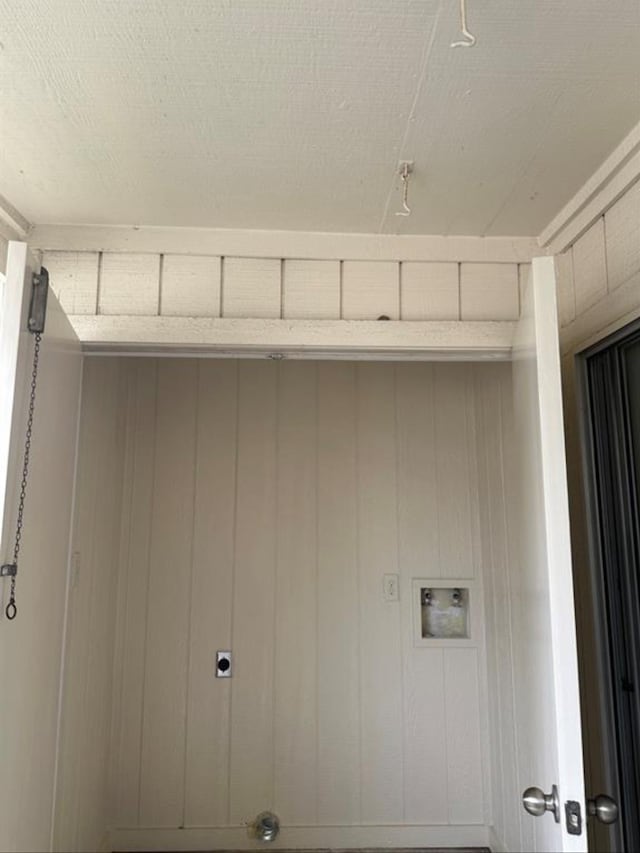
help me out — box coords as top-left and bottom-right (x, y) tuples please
(451, 0), (477, 48)
(395, 161), (414, 217)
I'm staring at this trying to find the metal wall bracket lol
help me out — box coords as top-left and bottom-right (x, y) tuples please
(28, 268), (49, 334)
(0, 563), (17, 578)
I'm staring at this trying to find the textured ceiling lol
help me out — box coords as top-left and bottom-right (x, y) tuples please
(0, 0), (639, 235)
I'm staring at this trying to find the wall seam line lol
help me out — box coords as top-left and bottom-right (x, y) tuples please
(181, 362), (200, 826)
(137, 360), (159, 826)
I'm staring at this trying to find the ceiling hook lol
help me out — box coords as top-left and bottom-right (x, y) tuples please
(451, 0), (476, 48)
(395, 161), (413, 218)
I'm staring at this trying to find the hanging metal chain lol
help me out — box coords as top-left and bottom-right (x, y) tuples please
(2, 331), (42, 621)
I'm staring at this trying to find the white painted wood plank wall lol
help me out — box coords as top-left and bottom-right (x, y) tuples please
(109, 359), (504, 844)
(474, 364), (522, 853)
(556, 177), (640, 350)
(0, 266), (82, 853)
(54, 359), (127, 853)
(43, 250), (524, 324)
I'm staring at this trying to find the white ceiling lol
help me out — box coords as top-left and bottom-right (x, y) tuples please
(0, 0), (639, 236)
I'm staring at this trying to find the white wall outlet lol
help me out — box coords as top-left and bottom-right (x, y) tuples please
(383, 573), (399, 602)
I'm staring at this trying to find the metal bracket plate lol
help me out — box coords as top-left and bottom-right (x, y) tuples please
(0, 563), (17, 578)
(28, 268), (49, 334)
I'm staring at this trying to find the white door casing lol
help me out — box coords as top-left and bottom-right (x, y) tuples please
(0, 242), (82, 852)
(511, 256), (586, 852)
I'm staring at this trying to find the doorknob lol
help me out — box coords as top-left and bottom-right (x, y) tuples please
(587, 794), (618, 824)
(522, 785), (560, 823)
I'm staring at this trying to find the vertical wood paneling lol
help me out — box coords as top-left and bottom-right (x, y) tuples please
(604, 179), (640, 291)
(474, 365), (522, 850)
(434, 365), (476, 578)
(70, 360), (127, 850)
(401, 262), (459, 320)
(184, 361), (238, 826)
(109, 359), (497, 837)
(0, 274), (82, 853)
(572, 218), (608, 314)
(99, 253), (160, 315)
(444, 649), (485, 824)
(555, 251), (576, 327)
(223, 258), (281, 319)
(342, 261), (399, 319)
(283, 259), (340, 319)
(460, 263), (519, 320)
(356, 363), (403, 823)
(395, 363), (439, 576)
(113, 360), (158, 827)
(274, 362), (318, 824)
(229, 361), (278, 823)
(518, 263), (531, 317)
(402, 645), (449, 823)
(54, 358), (126, 852)
(44, 251), (99, 314)
(161, 255), (221, 317)
(139, 361), (198, 826)
(316, 363), (360, 825)
(395, 363), (448, 822)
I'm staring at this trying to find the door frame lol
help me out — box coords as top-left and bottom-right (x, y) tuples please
(575, 316), (640, 853)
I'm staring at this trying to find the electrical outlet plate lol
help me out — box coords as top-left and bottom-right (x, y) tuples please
(216, 650), (232, 678)
(383, 573), (399, 602)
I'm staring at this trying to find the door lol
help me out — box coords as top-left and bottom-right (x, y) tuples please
(580, 319), (640, 853)
(511, 257), (586, 852)
(0, 241), (82, 851)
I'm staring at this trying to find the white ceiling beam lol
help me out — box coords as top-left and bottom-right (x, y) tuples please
(539, 120), (640, 255)
(71, 316), (515, 360)
(0, 193), (31, 240)
(29, 225), (539, 264)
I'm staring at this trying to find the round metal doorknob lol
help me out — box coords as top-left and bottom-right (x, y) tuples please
(522, 785), (560, 822)
(587, 794), (619, 824)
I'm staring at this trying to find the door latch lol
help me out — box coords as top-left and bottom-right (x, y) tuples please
(565, 800), (582, 835)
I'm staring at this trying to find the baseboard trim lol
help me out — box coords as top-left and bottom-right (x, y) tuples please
(487, 826), (507, 853)
(110, 824), (489, 851)
(97, 829), (112, 853)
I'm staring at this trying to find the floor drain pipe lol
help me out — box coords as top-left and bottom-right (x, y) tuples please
(251, 811), (280, 842)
